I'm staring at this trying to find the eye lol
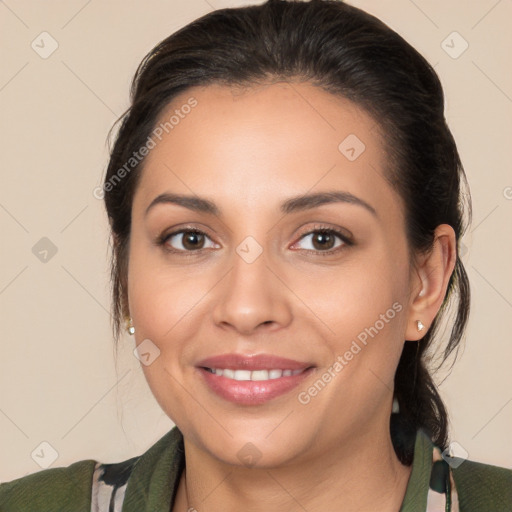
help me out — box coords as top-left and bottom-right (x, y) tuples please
(160, 229), (218, 252)
(292, 227), (352, 254)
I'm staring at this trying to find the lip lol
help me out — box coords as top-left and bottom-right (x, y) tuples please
(196, 353), (315, 405)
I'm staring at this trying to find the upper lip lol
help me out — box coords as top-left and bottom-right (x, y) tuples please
(196, 353), (314, 371)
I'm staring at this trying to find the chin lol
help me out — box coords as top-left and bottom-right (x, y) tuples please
(193, 428), (312, 469)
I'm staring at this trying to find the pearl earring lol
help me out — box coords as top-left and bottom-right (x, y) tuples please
(416, 320), (425, 332)
(126, 317), (135, 335)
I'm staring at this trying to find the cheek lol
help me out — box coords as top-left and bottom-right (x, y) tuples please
(126, 247), (209, 422)
(288, 254), (406, 342)
(127, 234), (209, 340)
(290, 251), (408, 392)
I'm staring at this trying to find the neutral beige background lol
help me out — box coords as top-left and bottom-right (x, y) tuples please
(1, 0), (511, 482)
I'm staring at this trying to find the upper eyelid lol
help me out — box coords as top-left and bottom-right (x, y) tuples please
(294, 224), (353, 242)
(162, 225), (347, 239)
(299, 224), (347, 235)
(160, 225), (212, 240)
(162, 227), (214, 244)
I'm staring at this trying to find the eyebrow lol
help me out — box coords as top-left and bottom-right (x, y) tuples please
(145, 193), (219, 217)
(145, 191), (377, 218)
(281, 191), (377, 217)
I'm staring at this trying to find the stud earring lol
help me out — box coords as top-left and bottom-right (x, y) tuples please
(416, 320), (425, 332)
(126, 317), (135, 335)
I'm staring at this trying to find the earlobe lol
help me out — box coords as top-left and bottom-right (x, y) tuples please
(125, 316), (135, 335)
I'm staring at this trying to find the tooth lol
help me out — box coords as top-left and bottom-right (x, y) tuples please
(210, 368), (305, 380)
(233, 370), (252, 381)
(251, 370), (269, 381)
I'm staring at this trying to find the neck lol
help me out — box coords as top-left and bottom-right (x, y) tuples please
(173, 425), (413, 512)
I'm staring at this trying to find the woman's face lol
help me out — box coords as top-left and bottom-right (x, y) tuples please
(127, 82), (420, 467)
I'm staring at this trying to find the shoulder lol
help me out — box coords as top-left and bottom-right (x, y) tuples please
(0, 456), (144, 512)
(0, 459), (98, 511)
(450, 457), (512, 510)
(403, 429), (512, 511)
(0, 427), (184, 512)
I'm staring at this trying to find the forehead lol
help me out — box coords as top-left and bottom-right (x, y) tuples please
(133, 81), (403, 224)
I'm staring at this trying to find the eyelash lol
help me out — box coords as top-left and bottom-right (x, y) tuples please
(156, 225), (353, 257)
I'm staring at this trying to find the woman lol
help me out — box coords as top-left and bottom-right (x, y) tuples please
(1, 0), (511, 510)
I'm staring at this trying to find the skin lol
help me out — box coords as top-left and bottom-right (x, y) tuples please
(125, 81), (456, 512)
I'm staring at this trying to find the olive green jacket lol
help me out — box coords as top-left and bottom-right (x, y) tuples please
(1, 426), (511, 511)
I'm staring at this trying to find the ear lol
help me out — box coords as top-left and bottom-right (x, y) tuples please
(405, 224), (457, 341)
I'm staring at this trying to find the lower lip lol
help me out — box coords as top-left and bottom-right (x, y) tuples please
(198, 367), (314, 405)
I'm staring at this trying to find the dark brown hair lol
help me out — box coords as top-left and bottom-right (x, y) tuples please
(103, 0), (471, 464)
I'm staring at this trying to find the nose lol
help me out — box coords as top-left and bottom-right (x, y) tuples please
(212, 248), (293, 335)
